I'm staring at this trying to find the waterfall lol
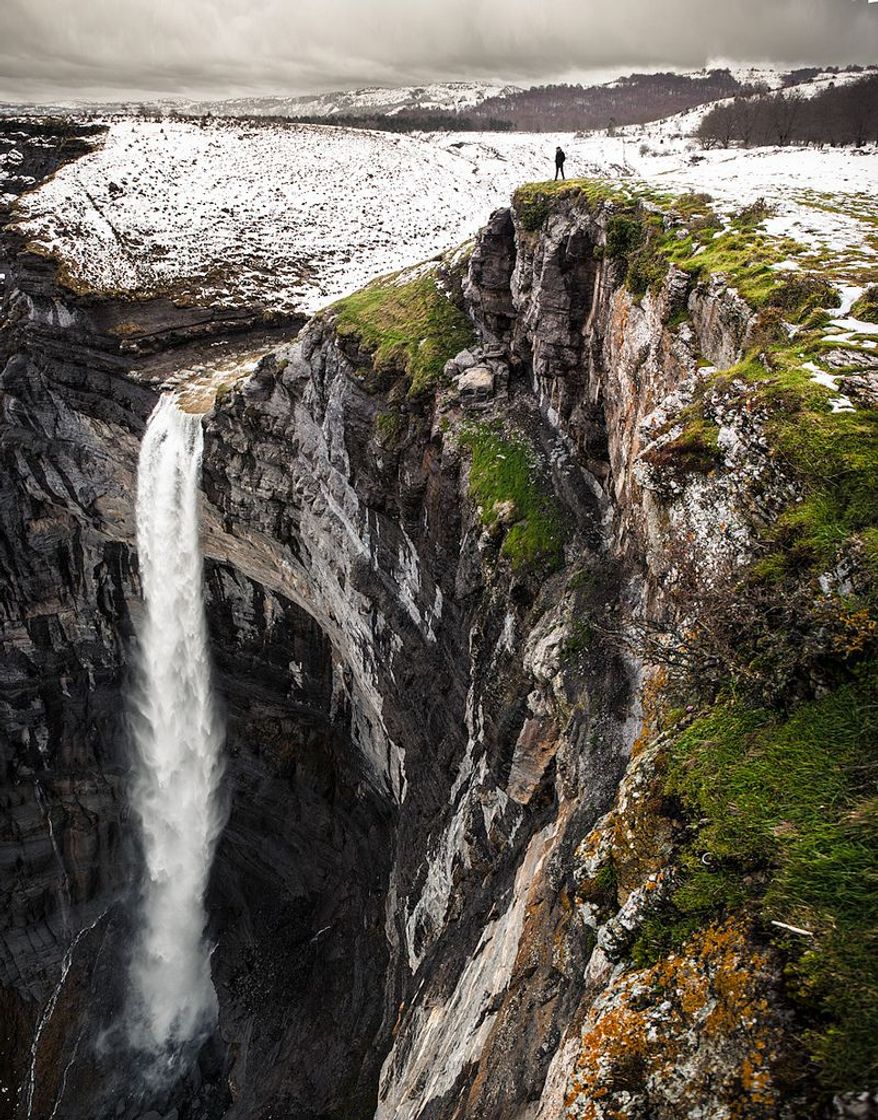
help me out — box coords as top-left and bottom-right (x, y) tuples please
(127, 394), (225, 1069)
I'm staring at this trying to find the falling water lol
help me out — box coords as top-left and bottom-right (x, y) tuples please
(127, 394), (225, 1070)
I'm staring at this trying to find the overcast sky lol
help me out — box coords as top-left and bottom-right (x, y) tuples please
(2, 0), (877, 103)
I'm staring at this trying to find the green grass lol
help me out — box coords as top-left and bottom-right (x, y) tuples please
(511, 178), (816, 307)
(664, 228), (806, 307)
(653, 664), (878, 1091)
(332, 270), (475, 397)
(624, 204), (791, 305)
(460, 422), (566, 573)
(512, 178), (627, 232)
(673, 191), (717, 219)
(513, 176), (875, 309)
(767, 405), (878, 574)
(616, 196), (803, 307)
(678, 307), (878, 582)
(851, 286), (878, 324)
(709, 339), (878, 579)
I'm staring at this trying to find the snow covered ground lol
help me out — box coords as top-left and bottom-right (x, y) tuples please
(9, 115), (878, 315)
(11, 120), (559, 312)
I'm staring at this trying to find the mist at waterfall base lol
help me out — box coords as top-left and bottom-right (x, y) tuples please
(125, 393), (226, 1082)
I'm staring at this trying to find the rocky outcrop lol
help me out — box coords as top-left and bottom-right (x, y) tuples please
(0, 137), (853, 1120)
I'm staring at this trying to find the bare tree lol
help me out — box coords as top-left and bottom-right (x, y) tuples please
(770, 91), (803, 145)
(692, 75), (878, 149)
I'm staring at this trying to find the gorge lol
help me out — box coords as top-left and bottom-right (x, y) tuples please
(1, 118), (877, 1120)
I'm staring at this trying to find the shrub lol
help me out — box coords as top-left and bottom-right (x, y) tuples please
(375, 410), (404, 448)
(767, 272), (841, 322)
(606, 214), (645, 258)
(626, 240), (667, 297)
(747, 306), (790, 351)
(689, 211), (723, 237)
(734, 197), (775, 228)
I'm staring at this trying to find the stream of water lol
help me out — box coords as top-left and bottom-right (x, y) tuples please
(127, 394), (225, 1069)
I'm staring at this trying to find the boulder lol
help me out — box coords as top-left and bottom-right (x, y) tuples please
(458, 365), (494, 399)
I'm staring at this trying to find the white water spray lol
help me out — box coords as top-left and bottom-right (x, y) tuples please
(127, 394), (225, 1064)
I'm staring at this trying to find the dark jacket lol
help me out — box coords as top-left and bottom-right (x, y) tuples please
(555, 148), (565, 166)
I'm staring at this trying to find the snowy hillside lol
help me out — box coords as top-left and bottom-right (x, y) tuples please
(10, 121), (556, 312)
(10, 116), (878, 316)
(178, 82), (522, 119)
(0, 83), (520, 121)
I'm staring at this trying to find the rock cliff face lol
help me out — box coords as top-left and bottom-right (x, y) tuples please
(0, 135), (871, 1120)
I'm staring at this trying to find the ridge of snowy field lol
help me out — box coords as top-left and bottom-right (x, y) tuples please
(10, 117), (878, 315)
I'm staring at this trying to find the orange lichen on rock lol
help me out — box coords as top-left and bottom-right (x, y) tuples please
(563, 919), (789, 1120)
(608, 744), (677, 903)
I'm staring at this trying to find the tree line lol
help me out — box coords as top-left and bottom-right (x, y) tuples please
(697, 73), (878, 148)
(129, 106), (513, 132)
(462, 70), (760, 132)
(284, 111), (514, 133)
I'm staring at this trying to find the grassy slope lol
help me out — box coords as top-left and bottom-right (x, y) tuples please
(331, 268), (474, 397)
(460, 422), (566, 574)
(652, 666), (878, 1088)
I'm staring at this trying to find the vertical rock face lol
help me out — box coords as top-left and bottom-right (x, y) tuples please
(199, 301), (635, 1120)
(204, 561), (396, 1120)
(0, 149), (837, 1120)
(191, 195), (800, 1120)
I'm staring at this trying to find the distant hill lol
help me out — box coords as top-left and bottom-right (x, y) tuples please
(153, 82), (521, 120)
(462, 70), (767, 132)
(461, 66), (876, 132)
(0, 81), (520, 121)
(4, 67), (875, 135)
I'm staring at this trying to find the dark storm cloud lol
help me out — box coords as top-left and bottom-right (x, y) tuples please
(1, 0), (877, 102)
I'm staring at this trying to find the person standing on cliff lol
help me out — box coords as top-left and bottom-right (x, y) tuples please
(554, 146), (566, 180)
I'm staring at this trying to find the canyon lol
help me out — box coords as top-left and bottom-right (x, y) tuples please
(1, 117), (877, 1120)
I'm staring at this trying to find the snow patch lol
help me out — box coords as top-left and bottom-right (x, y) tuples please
(802, 360), (855, 413)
